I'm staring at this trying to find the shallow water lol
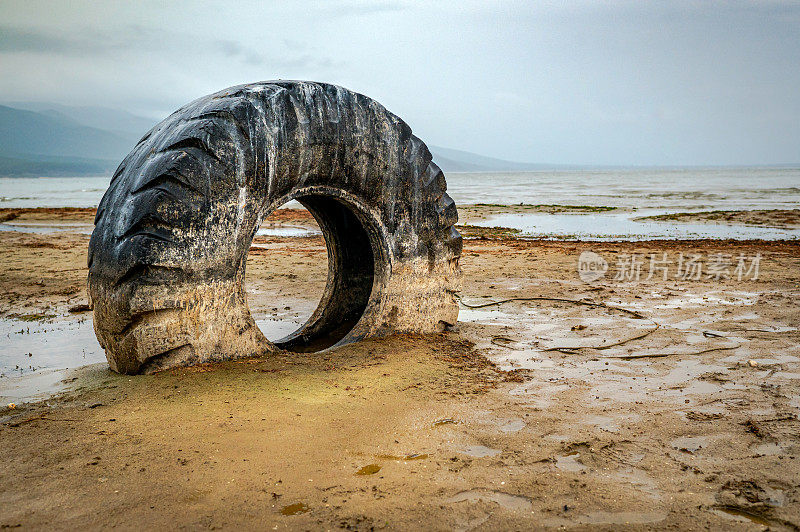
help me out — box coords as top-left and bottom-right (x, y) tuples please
(254, 318), (305, 341)
(447, 167), (800, 211)
(255, 225), (321, 238)
(457, 291), (789, 409)
(0, 316), (305, 404)
(0, 317), (105, 403)
(472, 212), (800, 240)
(0, 221), (319, 239)
(0, 221), (93, 234)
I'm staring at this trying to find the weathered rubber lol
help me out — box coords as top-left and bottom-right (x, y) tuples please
(88, 81), (461, 374)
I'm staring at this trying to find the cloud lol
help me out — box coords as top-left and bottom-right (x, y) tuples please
(0, 26), (101, 55)
(0, 24), (341, 72)
(212, 38), (342, 70)
(321, 0), (405, 17)
(215, 39), (244, 57)
(0, 24), (169, 56)
(212, 40), (265, 66)
(0, 0), (798, 164)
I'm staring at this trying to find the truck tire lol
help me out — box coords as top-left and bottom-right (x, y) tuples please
(88, 81), (461, 374)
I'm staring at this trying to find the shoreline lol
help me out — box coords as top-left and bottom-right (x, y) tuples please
(1, 207), (799, 528)
(2, 205), (800, 236)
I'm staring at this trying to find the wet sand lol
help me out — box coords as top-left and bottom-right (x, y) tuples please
(1, 208), (800, 530)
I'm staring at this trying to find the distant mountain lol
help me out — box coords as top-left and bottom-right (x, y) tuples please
(0, 105), (139, 160)
(429, 145), (553, 172)
(3, 101), (157, 139)
(0, 105), (146, 176)
(0, 102), (548, 176)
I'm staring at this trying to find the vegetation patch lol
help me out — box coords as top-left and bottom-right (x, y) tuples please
(471, 203), (617, 213)
(635, 209), (800, 228)
(456, 224), (522, 240)
(7, 312), (57, 322)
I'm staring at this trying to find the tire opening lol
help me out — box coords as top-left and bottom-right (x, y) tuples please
(246, 196), (376, 353)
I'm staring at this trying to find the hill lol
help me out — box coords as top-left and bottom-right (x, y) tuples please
(0, 105), (138, 161)
(4, 101), (156, 139)
(0, 103), (547, 176)
(428, 145), (553, 172)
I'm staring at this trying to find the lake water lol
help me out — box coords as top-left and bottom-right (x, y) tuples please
(2, 167), (799, 211)
(446, 167), (800, 211)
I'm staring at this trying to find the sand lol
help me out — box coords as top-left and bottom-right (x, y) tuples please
(1, 208), (799, 530)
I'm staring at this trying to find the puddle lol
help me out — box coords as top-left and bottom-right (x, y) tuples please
(459, 300), (659, 375)
(587, 358), (731, 405)
(763, 487), (787, 507)
(465, 292), (748, 407)
(255, 225), (321, 238)
(611, 468), (662, 500)
(773, 371), (800, 380)
(499, 419), (525, 433)
(581, 415), (622, 433)
(355, 464), (381, 475)
(628, 291), (759, 310)
(713, 506), (772, 526)
(670, 436), (710, 454)
(751, 442), (784, 456)
(254, 318), (304, 342)
(555, 451), (587, 472)
(376, 453), (429, 461)
(461, 445), (502, 458)
(0, 315), (305, 403)
(280, 502), (310, 516)
(0, 317), (106, 403)
(446, 490), (532, 511)
(510, 383), (570, 409)
(581, 511), (668, 525)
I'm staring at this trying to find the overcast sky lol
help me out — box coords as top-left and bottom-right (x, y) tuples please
(1, 0), (799, 165)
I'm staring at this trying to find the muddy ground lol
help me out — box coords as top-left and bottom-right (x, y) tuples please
(1, 208), (799, 530)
